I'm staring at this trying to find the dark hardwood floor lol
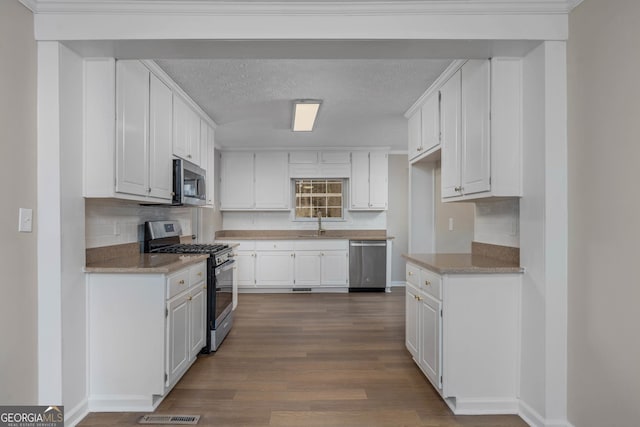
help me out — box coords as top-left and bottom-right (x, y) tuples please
(79, 289), (527, 426)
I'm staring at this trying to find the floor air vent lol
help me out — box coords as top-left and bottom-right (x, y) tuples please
(138, 415), (200, 425)
(292, 288), (312, 292)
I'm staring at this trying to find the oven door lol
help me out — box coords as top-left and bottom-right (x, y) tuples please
(214, 260), (235, 328)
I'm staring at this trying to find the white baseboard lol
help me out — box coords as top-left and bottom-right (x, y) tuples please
(390, 281), (406, 287)
(239, 287), (349, 294)
(451, 397), (519, 415)
(518, 399), (572, 427)
(88, 394), (163, 412)
(64, 397), (89, 427)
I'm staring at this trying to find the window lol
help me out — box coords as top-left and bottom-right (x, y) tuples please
(294, 179), (344, 219)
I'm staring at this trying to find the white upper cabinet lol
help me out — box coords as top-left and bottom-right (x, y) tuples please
(460, 59), (491, 196)
(440, 69), (463, 199)
(350, 151), (388, 210)
(115, 60), (150, 197)
(254, 152), (290, 210)
(407, 93), (440, 162)
(173, 95), (201, 166)
(114, 60), (173, 202)
(220, 151), (255, 209)
(84, 58), (215, 204)
(288, 150), (351, 178)
(220, 151), (290, 211)
(408, 58), (522, 203)
(204, 121), (216, 207)
(148, 73), (174, 200)
(442, 60), (492, 199)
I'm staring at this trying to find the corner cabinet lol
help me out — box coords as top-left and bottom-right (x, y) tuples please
(404, 261), (521, 415)
(350, 151), (388, 210)
(83, 58), (216, 204)
(87, 261), (207, 412)
(440, 58), (523, 202)
(220, 151), (290, 211)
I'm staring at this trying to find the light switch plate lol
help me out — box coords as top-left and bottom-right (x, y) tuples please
(19, 208), (33, 233)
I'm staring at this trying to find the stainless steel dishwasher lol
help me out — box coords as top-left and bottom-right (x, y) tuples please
(349, 240), (387, 292)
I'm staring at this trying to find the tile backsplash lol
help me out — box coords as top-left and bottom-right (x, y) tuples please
(474, 199), (520, 248)
(222, 210), (386, 231)
(85, 199), (193, 248)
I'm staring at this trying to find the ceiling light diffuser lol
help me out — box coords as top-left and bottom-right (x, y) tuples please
(292, 100), (322, 132)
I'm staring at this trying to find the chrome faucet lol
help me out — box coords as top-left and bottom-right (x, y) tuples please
(316, 210), (325, 236)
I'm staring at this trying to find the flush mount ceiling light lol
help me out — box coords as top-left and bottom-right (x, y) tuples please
(292, 100), (322, 132)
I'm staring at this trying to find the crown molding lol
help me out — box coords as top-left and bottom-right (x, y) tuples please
(19, 0), (585, 16)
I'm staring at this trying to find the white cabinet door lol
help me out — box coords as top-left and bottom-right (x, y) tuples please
(173, 96), (201, 165)
(205, 123), (216, 206)
(172, 96), (191, 161)
(407, 110), (422, 160)
(235, 252), (256, 288)
(421, 94), (440, 153)
(440, 70), (462, 199)
(405, 284), (419, 359)
(461, 59), (491, 196)
(254, 152), (290, 210)
(320, 251), (348, 286)
(255, 252), (294, 288)
(115, 60), (149, 197)
(166, 292), (190, 387)
(189, 284), (206, 360)
(220, 152), (255, 209)
(369, 152), (388, 210)
(350, 151), (370, 209)
(294, 251), (321, 287)
(419, 292), (442, 389)
(148, 73), (174, 200)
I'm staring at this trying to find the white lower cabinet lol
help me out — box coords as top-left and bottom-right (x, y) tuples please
(220, 240), (349, 291)
(87, 261), (207, 412)
(405, 261), (521, 415)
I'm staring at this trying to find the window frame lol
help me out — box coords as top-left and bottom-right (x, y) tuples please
(290, 178), (347, 222)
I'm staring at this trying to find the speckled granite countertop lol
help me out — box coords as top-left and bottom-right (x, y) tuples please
(215, 229), (393, 241)
(84, 253), (209, 274)
(402, 253), (523, 274)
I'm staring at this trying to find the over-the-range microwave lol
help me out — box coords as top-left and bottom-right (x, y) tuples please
(173, 158), (206, 206)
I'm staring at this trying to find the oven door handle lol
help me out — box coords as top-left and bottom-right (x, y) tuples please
(216, 259), (236, 275)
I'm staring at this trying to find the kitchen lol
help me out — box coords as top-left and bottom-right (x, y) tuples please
(6, 2), (640, 427)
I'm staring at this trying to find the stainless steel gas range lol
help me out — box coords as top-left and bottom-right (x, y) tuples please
(144, 220), (234, 353)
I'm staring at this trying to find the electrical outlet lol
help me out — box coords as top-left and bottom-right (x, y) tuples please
(19, 208), (33, 233)
(448, 217), (454, 231)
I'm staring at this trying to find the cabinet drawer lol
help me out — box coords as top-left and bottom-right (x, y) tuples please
(406, 263), (420, 287)
(167, 269), (190, 299)
(189, 262), (206, 285)
(294, 240), (348, 251)
(420, 268), (442, 300)
(255, 241), (295, 251)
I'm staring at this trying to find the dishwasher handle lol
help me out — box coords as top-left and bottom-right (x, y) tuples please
(349, 241), (387, 247)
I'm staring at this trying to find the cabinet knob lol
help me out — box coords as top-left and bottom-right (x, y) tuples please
(408, 271), (413, 276)
(425, 280), (431, 286)
(321, 252), (325, 256)
(188, 296), (192, 301)
(454, 186), (461, 192)
(197, 272), (202, 277)
(179, 280), (185, 285)
(187, 154), (192, 159)
(417, 147), (423, 151)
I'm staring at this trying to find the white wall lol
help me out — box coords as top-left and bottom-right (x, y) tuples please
(567, 1), (640, 425)
(434, 163), (475, 253)
(386, 154), (408, 282)
(85, 199), (194, 248)
(519, 40), (568, 425)
(0, 0), (38, 405)
(474, 199), (519, 248)
(58, 43), (87, 417)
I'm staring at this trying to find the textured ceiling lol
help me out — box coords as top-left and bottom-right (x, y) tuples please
(156, 59), (451, 150)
